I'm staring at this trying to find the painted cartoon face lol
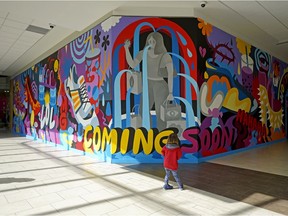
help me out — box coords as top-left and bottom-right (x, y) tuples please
(148, 36), (156, 49)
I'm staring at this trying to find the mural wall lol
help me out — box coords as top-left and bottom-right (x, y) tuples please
(12, 16), (288, 163)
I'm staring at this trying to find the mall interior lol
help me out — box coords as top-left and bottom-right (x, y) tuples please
(0, 1), (288, 215)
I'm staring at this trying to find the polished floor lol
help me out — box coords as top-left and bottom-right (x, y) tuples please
(0, 130), (287, 215)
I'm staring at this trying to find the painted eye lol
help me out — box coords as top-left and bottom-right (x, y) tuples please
(166, 110), (179, 118)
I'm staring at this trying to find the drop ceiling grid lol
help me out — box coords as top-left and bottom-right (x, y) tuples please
(224, 1), (285, 43)
(260, 1), (288, 28)
(259, 1), (288, 43)
(3, 19), (28, 30)
(0, 11), (46, 74)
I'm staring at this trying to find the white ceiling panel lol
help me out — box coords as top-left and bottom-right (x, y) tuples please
(0, 37), (17, 46)
(223, 1), (287, 42)
(1, 25), (23, 35)
(0, 17), (4, 25)
(18, 36), (41, 45)
(0, 10), (8, 18)
(21, 30), (45, 39)
(13, 41), (32, 49)
(0, 60), (14, 71)
(0, 48), (10, 56)
(260, 1), (288, 27)
(8, 49), (28, 56)
(3, 19), (29, 30)
(6, 12), (33, 24)
(0, 0), (288, 78)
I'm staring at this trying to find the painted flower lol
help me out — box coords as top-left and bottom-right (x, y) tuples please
(197, 18), (212, 36)
(94, 29), (101, 45)
(101, 35), (110, 51)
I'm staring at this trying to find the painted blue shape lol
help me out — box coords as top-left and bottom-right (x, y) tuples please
(50, 88), (56, 106)
(77, 124), (82, 140)
(168, 52), (194, 105)
(102, 94), (105, 107)
(177, 73), (201, 122)
(113, 69), (133, 128)
(106, 81), (109, 93)
(112, 43), (123, 80)
(133, 22), (155, 71)
(191, 62), (195, 70)
(126, 88), (132, 127)
(95, 60), (99, 68)
(177, 32), (187, 46)
(92, 87), (99, 100)
(174, 96), (195, 127)
(39, 85), (44, 104)
(187, 48), (192, 58)
(70, 30), (92, 64)
(106, 102), (111, 116)
(142, 45), (151, 129)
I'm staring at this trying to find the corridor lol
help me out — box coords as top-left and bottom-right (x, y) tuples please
(0, 130), (287, 215)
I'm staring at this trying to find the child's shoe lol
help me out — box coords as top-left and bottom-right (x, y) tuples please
(179, 184), (184, 191)
(163, 184), (173, 190)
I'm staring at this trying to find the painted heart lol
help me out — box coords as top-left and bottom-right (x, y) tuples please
(199, 46), (206, 58)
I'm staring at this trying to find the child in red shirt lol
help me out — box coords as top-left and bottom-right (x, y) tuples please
(161, 132), (183, 190)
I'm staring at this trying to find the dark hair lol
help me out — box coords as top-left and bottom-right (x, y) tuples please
(167, 133), (179, 145)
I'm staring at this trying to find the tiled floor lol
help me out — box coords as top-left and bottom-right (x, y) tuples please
(0, 130), (287, 215)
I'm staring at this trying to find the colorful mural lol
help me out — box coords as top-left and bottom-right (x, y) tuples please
(12, 16), (288, 163)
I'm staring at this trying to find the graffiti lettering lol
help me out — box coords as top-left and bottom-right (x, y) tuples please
(83, 126), (174, 155)
(236, 109), (267, 138)
(182, 125), (236, 154)
(40, 104), (56, 129)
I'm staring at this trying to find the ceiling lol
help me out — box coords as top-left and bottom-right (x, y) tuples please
(0, 1), (288, 80)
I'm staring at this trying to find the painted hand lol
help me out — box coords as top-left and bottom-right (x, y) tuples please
(166, 93), (174, 101)
(124, 39), (131, 48)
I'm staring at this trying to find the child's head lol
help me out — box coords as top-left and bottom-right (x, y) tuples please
(167, 133), (179, 145)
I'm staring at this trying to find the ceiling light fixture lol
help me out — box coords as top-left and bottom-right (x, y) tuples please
(26, 25), (50, 35)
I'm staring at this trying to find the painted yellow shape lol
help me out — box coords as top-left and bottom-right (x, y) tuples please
(237, 63), (241, 75)
(223, 88), (251, 112)
(236, 38), (251, 55)
(54, 59), (59, 72)
(30, 110), (34, 127)
(258, 85), (283, 129)
(204, 71), (209, 79)
(44, 92), (50, 105)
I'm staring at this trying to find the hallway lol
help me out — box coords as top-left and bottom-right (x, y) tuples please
(0, 131), (287, 215)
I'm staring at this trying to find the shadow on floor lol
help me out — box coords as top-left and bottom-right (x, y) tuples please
(0, 177), (35, 184)
(0, 129), (24, 139)
(124, 163), (288, 215)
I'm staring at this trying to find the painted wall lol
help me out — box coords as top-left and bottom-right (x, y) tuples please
(12, 16), (288, 163)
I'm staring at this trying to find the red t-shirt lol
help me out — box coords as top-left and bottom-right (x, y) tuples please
(161, 144), (182, 170)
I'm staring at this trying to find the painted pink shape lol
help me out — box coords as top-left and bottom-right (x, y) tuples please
(199, 46), (206, 58)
